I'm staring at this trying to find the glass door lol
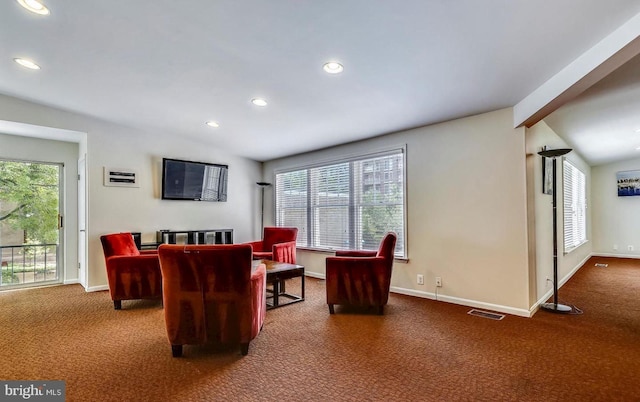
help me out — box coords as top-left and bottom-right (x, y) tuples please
(0, 159), (62, 289)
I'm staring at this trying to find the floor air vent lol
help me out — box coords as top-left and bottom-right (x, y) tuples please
(467, 309), (505, 320)
(594, 263), (608, 267)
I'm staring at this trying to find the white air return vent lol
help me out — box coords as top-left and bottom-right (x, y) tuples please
(103, 167), (139, 187)
(467, 309), (505, 320)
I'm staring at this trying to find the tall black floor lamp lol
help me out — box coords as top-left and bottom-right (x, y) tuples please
(257, 182), (272, 233)
(538, 148), (573, 313)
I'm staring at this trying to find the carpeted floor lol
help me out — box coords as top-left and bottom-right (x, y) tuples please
(0, 256), (638, 401)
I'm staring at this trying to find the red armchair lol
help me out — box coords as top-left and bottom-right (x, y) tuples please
(325, 232), (398, 315)
(247, 227), (298, 264)
(157, 244), (267, 357)
(100, 233), (162, 310)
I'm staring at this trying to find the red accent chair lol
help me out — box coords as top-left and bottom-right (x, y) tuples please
(325, 232), (397, 315)
(100, 233), (162, 310)
(247, 227), (298, 264)
(157, 244), (267, 357)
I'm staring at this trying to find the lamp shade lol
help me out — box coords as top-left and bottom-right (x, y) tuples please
(538, 148), (572, 158)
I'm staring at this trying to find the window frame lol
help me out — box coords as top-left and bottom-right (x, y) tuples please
(562, 159), (587, 253)
(274, 146), (407, 259)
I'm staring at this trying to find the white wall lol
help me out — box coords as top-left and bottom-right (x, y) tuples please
(0, 133), (79, 284)
(0, 94), (262, 290)
(263, 108), (533, 315)
(592, 157), (640, 256)
(525, 121), (592, 304)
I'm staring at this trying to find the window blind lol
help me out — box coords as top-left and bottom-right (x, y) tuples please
(275, 149), (406, 258)
(563, 160), (586, 252)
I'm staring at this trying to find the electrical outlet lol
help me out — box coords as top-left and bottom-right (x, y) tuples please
(629, 245), (634, 251)
(613, 244), (618, 251)
(417, 274), (424, 285)
(435, 277), (442, 287)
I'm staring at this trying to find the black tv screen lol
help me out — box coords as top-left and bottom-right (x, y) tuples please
(161, 158), (228, 201)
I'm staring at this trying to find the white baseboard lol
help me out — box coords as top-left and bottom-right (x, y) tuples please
(591, 252), (640, 259)
(304, 272), (325, 280)
(390, 286), (436, 300)
(86, 285), (109, 292)
(532, 252), (593, 313)
(392, 286), (532, 317)
(63, 279), (79, 285)
(305, 272), (531, 318)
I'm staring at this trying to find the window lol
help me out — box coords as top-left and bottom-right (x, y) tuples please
(275, 149), (406, 258)
(563, 160), (586, 252)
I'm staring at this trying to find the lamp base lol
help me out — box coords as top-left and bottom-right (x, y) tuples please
(540, 302), (572, 313)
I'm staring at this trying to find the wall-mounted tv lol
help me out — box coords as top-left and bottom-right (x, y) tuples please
(161, 158), (228, 201)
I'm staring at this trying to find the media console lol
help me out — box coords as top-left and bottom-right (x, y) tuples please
(132, 229), (234, 250)
(156, 229), (233, 245)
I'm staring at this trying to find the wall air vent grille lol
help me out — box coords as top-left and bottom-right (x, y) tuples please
(103, 167), (139, 188)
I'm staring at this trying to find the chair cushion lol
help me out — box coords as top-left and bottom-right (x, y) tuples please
(100, 233), (140, 258)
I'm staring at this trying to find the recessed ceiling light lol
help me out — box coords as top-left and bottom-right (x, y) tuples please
(635, 128), (640, 133)
(323, 61), (344, 74)
(205, 121), (219, 128)
(14, 58), (40, 70)
(251, 98), (268, 107)
(635, 146), (640, 151)
(17, 0), (50, 15)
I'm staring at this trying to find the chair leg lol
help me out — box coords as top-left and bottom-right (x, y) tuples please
(377, 306), (384, 315)
(328, 304), (335, 314)
(113, 300), (122, 310)
(171, 345), (182, 358)
(240, 342), (250, 356)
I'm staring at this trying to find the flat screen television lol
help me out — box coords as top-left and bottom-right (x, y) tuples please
(161, 158), (228, 201)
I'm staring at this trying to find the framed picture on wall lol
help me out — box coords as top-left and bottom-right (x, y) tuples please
(542, 157), (553, 195)
(616, 170), (640, 196)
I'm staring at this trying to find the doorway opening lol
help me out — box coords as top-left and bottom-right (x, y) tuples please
(0, 159), (63, 289)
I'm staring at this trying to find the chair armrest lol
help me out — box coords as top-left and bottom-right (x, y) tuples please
(105, 254), (160, 272)
(272, 240), (297, 264)
(104, 254), (162, 301)
(250, 262), (267, 338)
(335, 250), (377, 257)
(252, 262), (266, 280)
(246, 240), (265, 252)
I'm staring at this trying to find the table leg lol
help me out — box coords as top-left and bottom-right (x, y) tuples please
(273, 279), (280, 308)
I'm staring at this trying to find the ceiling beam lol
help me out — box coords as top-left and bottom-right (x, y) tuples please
(0, 119), (85, 143)
(514, 12), (640, 128)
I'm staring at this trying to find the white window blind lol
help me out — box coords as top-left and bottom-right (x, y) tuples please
(563, 160), (586, 252)
(275, 149), (406, 258)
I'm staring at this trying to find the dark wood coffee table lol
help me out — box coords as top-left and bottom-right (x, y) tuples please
(253, 259), (304, 309)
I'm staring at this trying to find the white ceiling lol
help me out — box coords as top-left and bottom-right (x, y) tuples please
(2, 1), (640, 162)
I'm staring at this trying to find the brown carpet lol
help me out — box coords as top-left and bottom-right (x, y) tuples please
(0, 256), (638, 402)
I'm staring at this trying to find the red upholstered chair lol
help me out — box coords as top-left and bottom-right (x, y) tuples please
(100, 233), (162, 310)
(247, 227), (298, 264)
(157, 244), (267, 357)
(325, 232), (398, 315)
